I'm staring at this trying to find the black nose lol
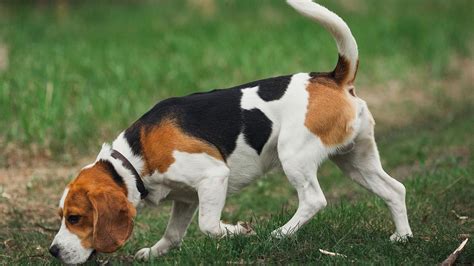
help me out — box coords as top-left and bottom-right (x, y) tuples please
(49, 244), (60, 258)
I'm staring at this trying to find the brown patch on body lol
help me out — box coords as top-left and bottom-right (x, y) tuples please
(305, 77), (356, 146)
(140, 119), (223, 175)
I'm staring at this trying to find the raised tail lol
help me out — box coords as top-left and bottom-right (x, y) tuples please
(287, 0), (359, 85)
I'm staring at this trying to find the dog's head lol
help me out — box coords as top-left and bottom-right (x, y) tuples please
(49, 160), (136, 264)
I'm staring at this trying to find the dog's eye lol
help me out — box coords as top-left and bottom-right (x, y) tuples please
(67, 215), (81, 224)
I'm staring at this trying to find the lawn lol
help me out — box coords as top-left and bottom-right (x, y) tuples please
(0, 0), (473, 264)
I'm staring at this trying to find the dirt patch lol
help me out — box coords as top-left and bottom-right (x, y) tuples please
(0, 156), (94, 230)
(187, 0), (216, 17)
(0, 42), (8, 72)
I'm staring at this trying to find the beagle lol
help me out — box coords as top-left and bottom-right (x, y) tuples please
(50, 0), (413, 263)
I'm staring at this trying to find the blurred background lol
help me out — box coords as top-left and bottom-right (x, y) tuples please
(0, 0), (472, 264)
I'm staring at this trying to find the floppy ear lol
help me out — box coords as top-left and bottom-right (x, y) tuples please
(89, 191), (136, 253)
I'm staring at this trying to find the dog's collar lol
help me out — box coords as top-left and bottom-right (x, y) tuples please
(111, 149), (149, 199)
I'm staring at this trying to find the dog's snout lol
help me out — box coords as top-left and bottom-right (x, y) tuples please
(49, 244), (60, 258)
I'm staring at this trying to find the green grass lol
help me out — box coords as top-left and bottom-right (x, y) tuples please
(1, 0), (473, 264)
(0, 0), (473, 158)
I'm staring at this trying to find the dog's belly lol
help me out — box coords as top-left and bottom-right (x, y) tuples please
(145, 133), (280, 203)
(226, 132), (280, 194)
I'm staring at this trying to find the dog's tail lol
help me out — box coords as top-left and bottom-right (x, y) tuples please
(287, 0), (359, 85)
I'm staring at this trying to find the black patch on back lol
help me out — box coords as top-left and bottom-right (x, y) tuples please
(255, 75), (292, 101)
(98, 160), (125, 187)
(242, 109), (272, 155)
(175, 88), (243, 158)
(123, 74), (292, 159)
(124, 122), (143, 156)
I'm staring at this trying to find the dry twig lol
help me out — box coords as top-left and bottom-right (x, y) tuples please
(441, 238), (469, 266)
(319, 249), (347, 258)
(451, 210), (468, 220)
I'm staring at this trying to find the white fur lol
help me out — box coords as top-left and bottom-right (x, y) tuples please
(58, 187), (69, 208)
(145, 151), (229, 188)
(95, 143), (142, 206)
(287, 0), (359, 82)
(53, 186), (93, 264)
(240, 86), (262, 110)
(135, 201), (198, 261)
(50, 219), (94, 264)
(112, 132), (145, 174)
(226, 134), (264, 193)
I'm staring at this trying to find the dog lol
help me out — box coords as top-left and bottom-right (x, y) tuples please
(49, 0), (413, 263)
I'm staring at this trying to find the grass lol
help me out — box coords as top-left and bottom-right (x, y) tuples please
(0, 0), (473, 264)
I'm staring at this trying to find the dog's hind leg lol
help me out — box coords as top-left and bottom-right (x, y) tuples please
(271, 131), (328, 238)
(331, 126), (413, 241)
(135, 200), (198, 261)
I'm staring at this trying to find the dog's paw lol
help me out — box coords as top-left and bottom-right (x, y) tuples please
(237, 221), (256, 236)
(134, 247), (152, 262)
(390, 232), (412, 243)
(270, 228), (288, 239)
(271, 226), (299, 239)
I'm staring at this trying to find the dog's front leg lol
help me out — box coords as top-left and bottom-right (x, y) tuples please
(197, 177), (255, 237)
(135, 200), (198, 262)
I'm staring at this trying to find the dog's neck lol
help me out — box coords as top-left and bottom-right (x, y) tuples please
(91, 131), (175, 208)
(87, 132), (147, 207)
(94, 147), (140, 207)
(113, 132), (149, 207)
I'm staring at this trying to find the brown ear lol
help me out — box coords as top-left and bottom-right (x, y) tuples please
(89, 190), (136, 253)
